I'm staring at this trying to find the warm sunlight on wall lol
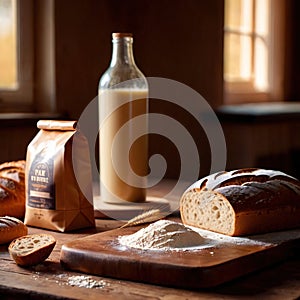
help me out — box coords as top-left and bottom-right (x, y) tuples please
(0, 0), (17, 89)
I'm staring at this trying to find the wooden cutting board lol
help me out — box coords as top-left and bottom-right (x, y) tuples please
(60, 225), (300, 289)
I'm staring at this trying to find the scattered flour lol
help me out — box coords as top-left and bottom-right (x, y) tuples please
(118, 220), (207, 250)
(67, 275), (108, 289)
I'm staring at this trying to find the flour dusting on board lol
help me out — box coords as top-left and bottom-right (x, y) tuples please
(118, 220), (273, 251)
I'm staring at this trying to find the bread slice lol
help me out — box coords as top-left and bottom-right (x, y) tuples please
(0, 216), (28, 244)
(180, 168), (300, 236)
(9, 234), (56, 266)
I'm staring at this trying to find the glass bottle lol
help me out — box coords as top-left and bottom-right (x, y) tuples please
(98, 33), (148, 204)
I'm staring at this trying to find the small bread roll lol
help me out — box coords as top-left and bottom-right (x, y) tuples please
(0, 216), (28, 244)
(9, 234), (56, 266)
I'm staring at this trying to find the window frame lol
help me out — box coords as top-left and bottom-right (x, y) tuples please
(0, 0), (34, 112)
(224, 0), (286, 104)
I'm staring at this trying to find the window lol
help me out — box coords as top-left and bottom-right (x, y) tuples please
(224, 0), (286, 103)
(0, 0), (17, 89)
(0, 0), (33, 112)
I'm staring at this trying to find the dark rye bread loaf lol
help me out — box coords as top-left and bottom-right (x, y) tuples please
(180, 168), (300, 236)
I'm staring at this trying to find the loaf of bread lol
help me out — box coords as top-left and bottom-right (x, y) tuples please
(0, 160), (26, 218)
(180, 168), (300, 236)
(0, 216), (28, 244)
(9, 234), (56, 266)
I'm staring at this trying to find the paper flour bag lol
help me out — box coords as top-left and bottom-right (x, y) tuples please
(24, 120), (95, 232)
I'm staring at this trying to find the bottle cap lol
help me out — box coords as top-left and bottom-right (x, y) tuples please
(112, 32), (133, 39)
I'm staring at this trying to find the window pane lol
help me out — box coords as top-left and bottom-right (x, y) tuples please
(0, 0), (17, 89)
(254, 37), (268, 91)
(225, 0), (253, 32)
(255, 0), (269, 37)
(224, 33), (252, 82)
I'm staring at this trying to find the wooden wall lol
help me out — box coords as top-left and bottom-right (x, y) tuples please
(53, 0), (224, 119)
(285, 0), (300, 101)
(222, 118), (300, 179)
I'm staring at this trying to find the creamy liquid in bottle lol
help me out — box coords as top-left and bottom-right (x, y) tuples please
(99, 88), (148, 203)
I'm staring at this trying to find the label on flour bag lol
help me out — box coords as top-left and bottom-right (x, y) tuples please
(27, 154), (55, 210)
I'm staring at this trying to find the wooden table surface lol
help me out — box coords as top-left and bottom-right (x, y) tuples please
(0, 216), (300, 300)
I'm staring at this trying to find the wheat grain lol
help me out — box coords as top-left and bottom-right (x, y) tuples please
(120, 208), (165, 228)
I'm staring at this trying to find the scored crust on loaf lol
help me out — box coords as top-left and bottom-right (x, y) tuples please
(0, 216), (28, 244)
(195, 168), (300, 191)
(0, 160), (25, 182)
(0, 160), (26, 218)
(180, 189), (236, 236)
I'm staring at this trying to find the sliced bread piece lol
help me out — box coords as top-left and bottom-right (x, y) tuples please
(9, 234), (56, 266)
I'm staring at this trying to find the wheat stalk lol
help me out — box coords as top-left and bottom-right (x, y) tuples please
(120, 208), (165, 228)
